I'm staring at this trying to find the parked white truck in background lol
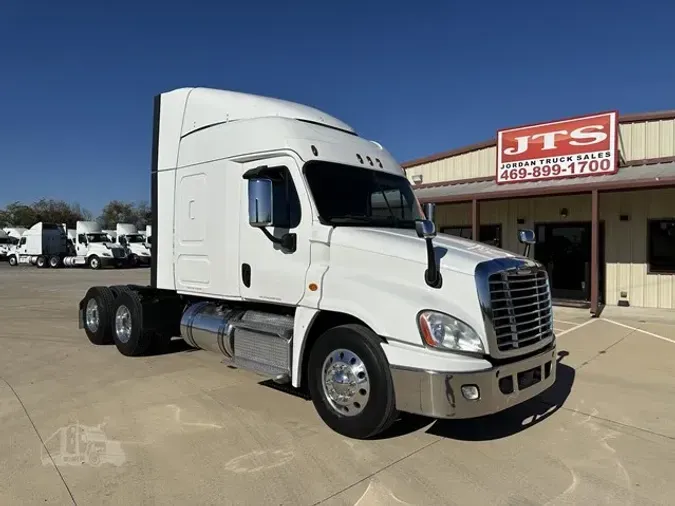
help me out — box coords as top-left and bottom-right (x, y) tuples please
(8, 222), (68, 267)
(3, 227), (27, 248)
(65, 221), (128, 269)
(0, 230), (16, 259)
(113, 223), (151, 267)
(6, 222), (128, 269)
(78, 87), (556, 439)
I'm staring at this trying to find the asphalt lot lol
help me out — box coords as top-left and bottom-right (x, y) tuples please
(1, 263), (674, 505)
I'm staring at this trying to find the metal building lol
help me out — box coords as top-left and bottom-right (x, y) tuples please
(404, 110), (675, 313)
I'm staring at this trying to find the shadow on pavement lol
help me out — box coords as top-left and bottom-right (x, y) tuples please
(377, 350), (575, 441)
(150, 337), (197, 356)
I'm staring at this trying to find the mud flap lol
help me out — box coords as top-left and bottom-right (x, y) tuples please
(78, 298), (85, 329)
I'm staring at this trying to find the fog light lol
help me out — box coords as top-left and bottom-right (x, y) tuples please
(461, 385), (480, 401)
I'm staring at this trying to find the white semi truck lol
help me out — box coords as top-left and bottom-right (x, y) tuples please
(1, 228), (26, 260)
(65, 221), (128, 269)
(8, 222), (68, 267)
(0, 230), (16, 259)
(113, 223), (151, 267)
(78, 87), (557, 439)
(8, 221), (127, 269)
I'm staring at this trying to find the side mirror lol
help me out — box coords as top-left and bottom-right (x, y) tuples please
(518, 228), (536, 258)
(415, 219), (437, 239)
(518, 229), (536, 245)
(423, 202), (436, 223)
(248, 178), (274, 227)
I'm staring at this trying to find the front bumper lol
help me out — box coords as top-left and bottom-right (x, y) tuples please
(391, 342), (557, 419)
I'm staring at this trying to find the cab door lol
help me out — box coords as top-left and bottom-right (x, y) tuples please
(76, 234), (88, 256)
(238, 156), (311, 305)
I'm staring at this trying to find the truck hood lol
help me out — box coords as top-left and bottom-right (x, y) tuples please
(90, 242), (124, 250)
(329, 227), (520, 275)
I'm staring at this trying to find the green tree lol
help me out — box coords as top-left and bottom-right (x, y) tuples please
(0, 199), (92, 229)
(1, 201), (38, 227)
(134, 201), (152, 228)
(32, 198), (92, 228)
(98, 200), (140, 229)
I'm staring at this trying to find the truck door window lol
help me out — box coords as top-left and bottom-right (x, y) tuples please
(19, 237), (26, 246)
(78, 234), (87, 244)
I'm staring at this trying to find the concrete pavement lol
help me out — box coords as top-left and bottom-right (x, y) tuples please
(1, 264), (674, 505)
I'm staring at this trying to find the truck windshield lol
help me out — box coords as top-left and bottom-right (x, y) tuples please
(125, 234), (145, 243)
(0, 237), (10, 244)
(87, 233), (109, 243)
(304, 161), (424, 228)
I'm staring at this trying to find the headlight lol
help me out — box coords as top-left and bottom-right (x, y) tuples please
(417, 311), (484, 354)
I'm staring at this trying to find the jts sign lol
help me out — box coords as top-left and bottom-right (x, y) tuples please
(496, 112), (618, 184)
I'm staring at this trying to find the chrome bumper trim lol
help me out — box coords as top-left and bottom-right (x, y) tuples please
(391, 344), (557, 419)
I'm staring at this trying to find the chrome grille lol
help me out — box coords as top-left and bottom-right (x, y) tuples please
(488, 268), (553, 352)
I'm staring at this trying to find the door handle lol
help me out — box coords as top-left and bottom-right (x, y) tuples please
(241, 263), (251, 288)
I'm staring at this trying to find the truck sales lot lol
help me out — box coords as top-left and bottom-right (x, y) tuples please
(1, 265), (674, 505)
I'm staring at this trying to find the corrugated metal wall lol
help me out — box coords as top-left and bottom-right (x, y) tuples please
(406, 118), (675, 184)
(435, 189), (675, 309)
(619, 119), (675, 161)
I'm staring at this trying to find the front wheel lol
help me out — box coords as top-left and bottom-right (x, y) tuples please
(88, 255), (101, 270)
(8, 256), (17, 267)
(307, 324), (398, 440)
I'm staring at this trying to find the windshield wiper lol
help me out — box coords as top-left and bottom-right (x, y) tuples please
(329, 215), (415, 227)
(329, 214), (375, 223)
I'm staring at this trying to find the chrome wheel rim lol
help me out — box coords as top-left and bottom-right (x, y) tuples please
(91, 258), (99, 268)
(321, 348), (370, 417)
(115, 305), (132, 343)
(85, 298), (100, 333)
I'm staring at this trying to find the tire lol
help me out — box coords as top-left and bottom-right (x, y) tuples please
(129, 254), (139, 268)
(88, 255), (101, 270)
(8, 256), (17, 267)
(49, 256), (61, 268)
(111, 290), (155, 356)
(307, 324), (398, 440)
(36, 256), (46, 268)
(81, 286), (115, 345)
(109, 285), (132, 298)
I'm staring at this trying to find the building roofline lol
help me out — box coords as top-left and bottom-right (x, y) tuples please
(414, 157), (675, 204)
(402, 110), (675, 169)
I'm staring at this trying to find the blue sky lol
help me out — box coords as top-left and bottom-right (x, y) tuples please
(1, 0), (673, 216)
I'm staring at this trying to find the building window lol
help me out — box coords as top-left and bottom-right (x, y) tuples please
(648, 219), (675, 274)
(441, 224), (502, 248)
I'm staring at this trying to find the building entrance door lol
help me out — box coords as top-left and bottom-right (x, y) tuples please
(534, 222), (605, 304)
